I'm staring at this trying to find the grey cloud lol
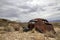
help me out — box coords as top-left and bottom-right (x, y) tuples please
(48, 3), (57, 6)
(18, 6), (32, 9)
(0, 8), (18, 17)
(0, 0), (60, 22)
(0, 0), (47, 14)
(47, 16), (60, 21)
(54, 7), (60, 11)
(47, 13), (60, 20)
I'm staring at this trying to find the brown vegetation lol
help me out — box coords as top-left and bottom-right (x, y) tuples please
(0, 18), (60, 40)
(0, 18), (23, 33)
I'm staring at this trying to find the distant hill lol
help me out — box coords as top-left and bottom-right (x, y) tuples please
(49, 20), (60, 22)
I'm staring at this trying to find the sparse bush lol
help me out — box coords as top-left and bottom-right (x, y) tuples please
(0, 18), (23, 33)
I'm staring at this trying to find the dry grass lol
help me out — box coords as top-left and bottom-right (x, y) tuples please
(0, 27), (60, 40)
(0, 32), (45, 40)
(51, 22), (60, 28)
(0, 19), (60, 40)
(0, 31), (57, 40)
(54, 28), (60, 40)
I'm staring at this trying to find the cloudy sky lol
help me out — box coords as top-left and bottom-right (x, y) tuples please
(0, 0), (60, 22)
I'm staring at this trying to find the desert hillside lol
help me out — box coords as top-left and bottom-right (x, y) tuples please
(0, 18), (60, 40)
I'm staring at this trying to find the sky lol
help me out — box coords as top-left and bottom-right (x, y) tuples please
(0, 0), (60, 22)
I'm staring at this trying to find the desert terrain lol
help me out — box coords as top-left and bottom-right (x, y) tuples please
(0, 19), (60, 40)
